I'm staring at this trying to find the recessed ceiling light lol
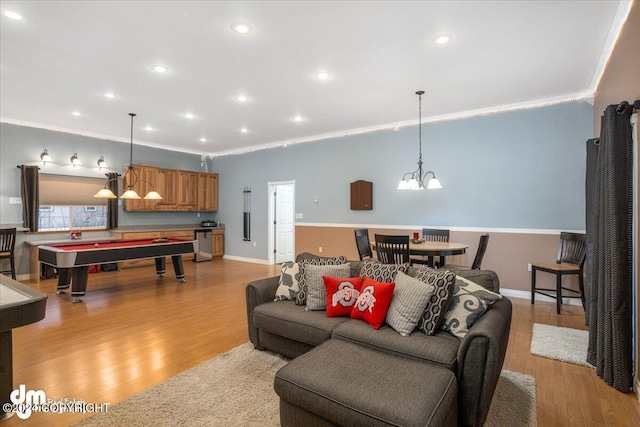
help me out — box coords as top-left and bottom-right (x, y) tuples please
(144, 126), (154, 131)
(231, 22), (251, 34)
(104, 92), (116, 99)
(240, 127), (248, 133)
(433, 34), (453, 45)
(236, 95), (248, 102)
(4, 11), (22, 20)
(315, 71), (331, 80)
(71, 111), (82, 116)
(293, 115), (303, 122)
(184, 112), (195, 119)
(151, 64), (169, 73)
(199, 137), (207, 142)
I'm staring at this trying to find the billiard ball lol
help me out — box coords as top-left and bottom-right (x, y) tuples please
(94, 243), (99, 247)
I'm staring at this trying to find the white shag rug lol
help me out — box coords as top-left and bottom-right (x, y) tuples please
(531, 323), (594, 368)
(74, 342), (536, 426)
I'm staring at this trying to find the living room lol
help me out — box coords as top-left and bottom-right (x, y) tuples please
(1, 1), (639, 426)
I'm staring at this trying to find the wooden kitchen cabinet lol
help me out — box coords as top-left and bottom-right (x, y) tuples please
(212, 228), (224, 257)
(156, 168), (178, 207)
(197, 173), (218, 211)
(124, 164), (159, 211)
(178, 171), (198, 208)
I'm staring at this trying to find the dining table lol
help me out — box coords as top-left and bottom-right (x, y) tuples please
(371, 240), (469, 268)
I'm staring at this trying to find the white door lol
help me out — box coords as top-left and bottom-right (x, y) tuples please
(274, 184), (295, 263)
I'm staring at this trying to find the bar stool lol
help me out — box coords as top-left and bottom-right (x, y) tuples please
(0, 228), (17, 279)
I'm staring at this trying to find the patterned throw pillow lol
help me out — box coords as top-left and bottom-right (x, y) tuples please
(304, 264), (351, 311)
(358, 259), (409, 283)
(324, 276), (364, 317)
(415, 266), (456, 336)
(386, 271), (436, 336)
(295, 256), (348, 306)
(441, 276), (502, 338)
(350, 277), (395, 329)
(274, 262), (301, 301)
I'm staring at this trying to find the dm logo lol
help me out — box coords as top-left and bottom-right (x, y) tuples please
(10, 384), (46, 419)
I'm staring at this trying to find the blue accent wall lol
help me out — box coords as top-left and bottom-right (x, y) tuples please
(212, 101), (593, 259)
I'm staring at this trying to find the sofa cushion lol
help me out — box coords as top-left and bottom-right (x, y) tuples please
(359, 259), (409, 282)
(304, 264), (351, 311)
(386, 271), (435, 336)
(440, 276), (503, 338)
(350, 277), (395, 330)
(254, 300), (349, 347)
(332, 319), (460, 371)
(415, 267), (456, 336)
(275, 339), (458, 427)
(295, 256), (348, 306)
(324, 276), (363, 317)
(274, 262), (301, 301)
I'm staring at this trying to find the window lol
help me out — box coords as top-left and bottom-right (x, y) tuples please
(39, 175), (108, 231)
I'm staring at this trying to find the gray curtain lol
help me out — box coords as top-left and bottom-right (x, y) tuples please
(106, 172), (119, 230)
(586, 103), (634, 392)
(19, 165), (39, 232)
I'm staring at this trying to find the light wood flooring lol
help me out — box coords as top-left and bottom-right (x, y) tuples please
(4, 259), (640, 426)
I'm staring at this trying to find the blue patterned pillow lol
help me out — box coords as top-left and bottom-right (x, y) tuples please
(440, 276), (502, 338)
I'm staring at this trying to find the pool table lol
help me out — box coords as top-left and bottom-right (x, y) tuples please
(38, 238), (198, 303)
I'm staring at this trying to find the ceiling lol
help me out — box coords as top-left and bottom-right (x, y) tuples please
(0, 1), (631, 157)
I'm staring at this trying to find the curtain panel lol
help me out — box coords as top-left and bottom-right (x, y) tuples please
(106, 172), (120, 230)
(19, 165), (39, 232)
(586, 103), (634, 392)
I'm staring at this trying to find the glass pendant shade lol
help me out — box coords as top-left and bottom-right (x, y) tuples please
(426, 177), (442, 190)
(93, 188), (117, 199)
(120, 189), (142, 199)
(143, 191), (163, 200)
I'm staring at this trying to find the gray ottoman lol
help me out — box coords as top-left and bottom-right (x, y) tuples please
(274, 339), (457, 427)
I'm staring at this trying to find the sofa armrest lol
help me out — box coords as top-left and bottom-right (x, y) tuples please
(246, 276), (280, 346)
(456, 296), (512, 427)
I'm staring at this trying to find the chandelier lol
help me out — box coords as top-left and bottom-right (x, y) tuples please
(94, 113), (163, 200)
(397, 91), (442, 190)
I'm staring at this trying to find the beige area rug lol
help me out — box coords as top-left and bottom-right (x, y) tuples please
(531, 323), (594, 368)
(74, 343), (536, 427)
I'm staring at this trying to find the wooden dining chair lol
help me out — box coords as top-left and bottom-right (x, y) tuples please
(354, 229), (373, 261)
(0, 228), (17, 279)
(411, 228), (450, 267)
(530, 232), (586, 314)
(441, 234), (489, 271)
(374, 234), (410, 264)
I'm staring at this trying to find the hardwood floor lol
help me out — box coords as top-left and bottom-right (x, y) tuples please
(4, 259), (640, 426)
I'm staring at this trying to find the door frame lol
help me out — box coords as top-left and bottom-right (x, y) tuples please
(267, 180), (296, 265)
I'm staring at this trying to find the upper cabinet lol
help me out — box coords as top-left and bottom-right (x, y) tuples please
(124, 164), (218, 212)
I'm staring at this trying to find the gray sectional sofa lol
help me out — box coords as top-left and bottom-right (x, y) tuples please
(245, 255), (512, 427)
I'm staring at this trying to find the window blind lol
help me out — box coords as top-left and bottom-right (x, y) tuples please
(39, 174), (107, 206)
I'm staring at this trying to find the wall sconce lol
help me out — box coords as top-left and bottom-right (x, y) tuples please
(40, 149), (51, 165)
(97, 156), (107, 169)
(70, 153), (80, 166)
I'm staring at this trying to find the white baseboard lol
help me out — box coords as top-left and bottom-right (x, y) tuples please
(500, 288), (584, 306)
(222, 255), (271, 265)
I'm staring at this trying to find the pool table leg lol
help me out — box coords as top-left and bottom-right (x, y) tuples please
(172, 255), (186, 283)
(70, 266), (89, 303)
(56, 268), (72, 294)
(155, 257), (166, 277)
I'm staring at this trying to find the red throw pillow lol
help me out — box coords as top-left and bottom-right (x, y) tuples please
(324, 276), (364, 317)
(350, 277), (395, 329)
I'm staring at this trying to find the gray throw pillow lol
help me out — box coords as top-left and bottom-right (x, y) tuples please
(414, 266), (456, 336)
(359, 259), (409, 283)
(304, 264), (351, 311)
(386, 271), (435, 336)
(274, 262), (301, 301)
(440, 276), (502, 338)
(295, 256), (348, 306)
